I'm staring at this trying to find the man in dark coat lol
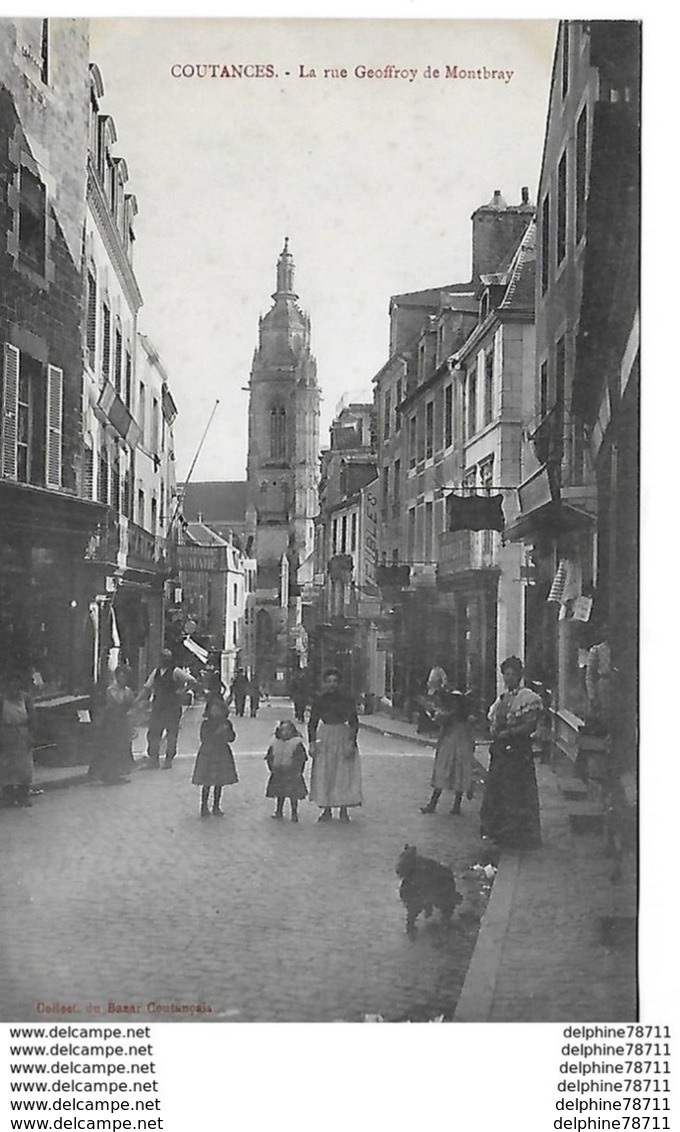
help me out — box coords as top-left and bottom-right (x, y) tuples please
(138, 649), (189, 769)
(229, 668), (249, 717)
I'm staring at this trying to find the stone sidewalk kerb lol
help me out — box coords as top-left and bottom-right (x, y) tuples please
(363, 710), (635, 1022)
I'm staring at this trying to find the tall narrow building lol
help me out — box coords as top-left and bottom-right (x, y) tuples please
(246, 239), (320, 686)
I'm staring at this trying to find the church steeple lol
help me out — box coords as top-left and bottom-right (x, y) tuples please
(273, 237), (298, 300)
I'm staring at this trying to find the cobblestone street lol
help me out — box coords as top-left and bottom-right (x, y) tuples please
(0, 702), (490, 1023)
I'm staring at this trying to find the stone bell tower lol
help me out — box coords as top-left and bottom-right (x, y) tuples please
(245, 239), (320, 684)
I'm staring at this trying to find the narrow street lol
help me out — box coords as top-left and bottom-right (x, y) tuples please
(0, 702), (490, 1023)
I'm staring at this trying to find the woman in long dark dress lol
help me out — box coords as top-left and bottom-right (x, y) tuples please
(480, 657), (542, 849)
(89, 666), (135, 785)
(0, 673), (36, 808)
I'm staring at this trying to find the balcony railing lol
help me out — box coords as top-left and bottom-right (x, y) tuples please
(128, 520), (161, 570)
(437, 530), (497, 576)
(83, 514), (165, 572)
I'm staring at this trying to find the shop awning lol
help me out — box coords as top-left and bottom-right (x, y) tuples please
(504, 500), (595, 542)
(183, 636), (209, 663)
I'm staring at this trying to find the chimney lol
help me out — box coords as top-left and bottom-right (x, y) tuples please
(471, 188), (535, 280)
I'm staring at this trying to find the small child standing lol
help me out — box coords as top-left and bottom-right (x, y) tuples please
(265, 720), (308, 822)
(192, 697), (238, 817)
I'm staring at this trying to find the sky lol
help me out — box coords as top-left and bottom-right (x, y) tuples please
(89, 17), (557, 483)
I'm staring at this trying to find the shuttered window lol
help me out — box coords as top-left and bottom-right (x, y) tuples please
(101, 302), (111, 382)
(557, 151), (568, 266)
(483, 347), (494, 426)
(86, 270), (97, 369)
(122, 466), (131, 517)
(425, 401), (434, 459)
(124, 350), (132, 408)
(444, 383), (453, 448)
(1, 344), (20, 479)
(98, 449), (109, 504)
(111, 456), (121, 512)
(114, 327), (123, 394)
(45, 364), (63, 488)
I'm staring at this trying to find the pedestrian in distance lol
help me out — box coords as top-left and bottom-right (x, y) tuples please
(203, 666), (226, 702)
(420, 690), (476, 816)
(89, 665), (135, 785)
(265, 719), (308, 822)
(480, 656), (543, 849)
(308, 667), (362, 823)
(229, 668), (249, 718)
(192, 697), (238, 817)
(0, 670), (36, 809)
(136, 649), (192, 769)
(248, 672), (262, 718)
(426, 659), (449, 698)
(290, 669), (310, 723)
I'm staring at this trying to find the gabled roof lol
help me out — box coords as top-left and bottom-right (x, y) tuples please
(498, 219), (536, 311)
(181, 481), (247, 523)
(390, 281), (474, 306)
(184, 522), (230, 547)
(477, 218), (536, 312)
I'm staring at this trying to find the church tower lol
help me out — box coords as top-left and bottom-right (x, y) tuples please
(246, 239), (320, 685)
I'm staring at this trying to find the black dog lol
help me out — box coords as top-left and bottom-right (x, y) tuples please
(396, 844), (461, 933)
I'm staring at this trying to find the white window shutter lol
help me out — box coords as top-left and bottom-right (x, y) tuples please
(45, 364), (63, 489)
(1, 344), (20, 480)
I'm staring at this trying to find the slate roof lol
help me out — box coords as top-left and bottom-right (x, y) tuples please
(498, 219), (536, 312)
(477, 218), (536, 313)
(184, 522), (230, 547)
(180, 481), (248, 523)
(390, 281), (475, 306)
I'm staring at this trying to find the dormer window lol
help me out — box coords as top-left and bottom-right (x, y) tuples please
(480, 290), (490, 321)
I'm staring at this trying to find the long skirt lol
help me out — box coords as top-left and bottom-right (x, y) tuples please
(431, 722), (475, 793)
(89, 713), (134, 782)
(309, 722), (362, 808)
(480, 737), (541, 849)
(0, 724), (34, 788)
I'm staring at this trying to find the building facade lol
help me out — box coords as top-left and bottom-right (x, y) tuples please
(245, 240), (320, 688)
(305, 403), (378, 698)
(177, 522), (255, 685)
(81, 64), (178, 692)
(0, 19), (107, 737)
(373, 190), (535, 712)
(506, 21), (640, 769)
(1, 24), (179, 765)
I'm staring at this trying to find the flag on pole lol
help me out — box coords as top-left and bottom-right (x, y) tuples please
(446, 493), (505, 532)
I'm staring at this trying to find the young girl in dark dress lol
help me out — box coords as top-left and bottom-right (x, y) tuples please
(192, 698), (238, 817)
(265, 720), (308, 822)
